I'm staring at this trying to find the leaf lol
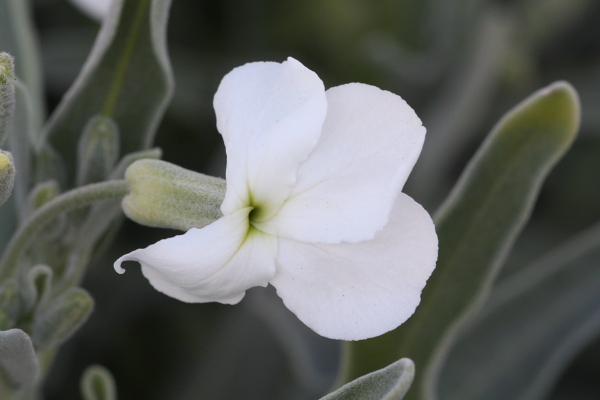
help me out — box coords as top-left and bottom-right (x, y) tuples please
(80, 365), (117, 400)
(342, 82), (581, 399)
(21, 264), (53, 313)
(433, 220), (600, 400)
(0, 280), (19, 330)
(322, 358), (414, 400)
(0, 329), (40, 389)
(41, 0), (174, 186)
(31, 287), (94, 349)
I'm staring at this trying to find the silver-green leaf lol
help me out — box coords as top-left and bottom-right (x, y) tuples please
(42, 0), (174, 186)
(0, 329), (40, 390)
(322, 359), (414, 400)
(0, 280), (19, 330)
(434, 220), (600, 400)
(32, 287), (94, 349)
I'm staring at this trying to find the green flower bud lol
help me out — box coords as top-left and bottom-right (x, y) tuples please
(0, 150), (16, 207)
(80, 365), (117, 400)
(122, 159), (225, 231)
(28, 180), (59, 210)
(21, 265), (53, 313)
(0, 53), (16, 146)
(77, 115), (120, 186)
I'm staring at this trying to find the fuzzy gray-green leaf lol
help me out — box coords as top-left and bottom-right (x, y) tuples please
(42, 0), (174, 186)
(434, 220), (600, 400)
(0, 281), (19, 330)
(32, 288), (94, 349)
(323, 359), (414, 400)
(0, 329), (39, 389)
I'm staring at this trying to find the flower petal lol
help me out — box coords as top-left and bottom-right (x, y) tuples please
(214, 58), (327, 220)
(254, 83), (426, 244)
(114, 208), (277, 304)
(270, 193), (438, 340)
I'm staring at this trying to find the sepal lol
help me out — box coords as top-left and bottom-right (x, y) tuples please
(122, 159), (225, 231)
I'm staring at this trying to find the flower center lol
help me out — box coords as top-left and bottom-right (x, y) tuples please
(248, 206), (260, 222)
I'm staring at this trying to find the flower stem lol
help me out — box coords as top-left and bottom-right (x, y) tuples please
(0, 180), (130, 281)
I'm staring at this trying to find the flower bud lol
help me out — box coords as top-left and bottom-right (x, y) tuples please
(122, 159), (225, 231)
(77, 115), (120, 186)
(80, 365), (116, 400)
(0, 53), (16, 147)
(27, 180), (60, 211)
(0, 150), (16, 207)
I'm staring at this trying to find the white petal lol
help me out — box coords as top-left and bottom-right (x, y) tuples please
(214, 58), (327, 220)
(254, 83), (426, 244)
(270, 193), (438, 340)
(114, 208), (277, 304)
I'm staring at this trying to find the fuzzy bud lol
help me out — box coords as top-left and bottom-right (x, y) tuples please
(122, 159), (225, 231)
(0, 150), (16, 207)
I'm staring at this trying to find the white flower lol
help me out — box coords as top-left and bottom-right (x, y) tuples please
(114, 58), (438, 340)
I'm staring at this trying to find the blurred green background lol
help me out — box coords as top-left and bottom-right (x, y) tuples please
(27, 0), (600, 398)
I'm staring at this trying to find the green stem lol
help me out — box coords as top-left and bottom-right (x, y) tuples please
(0, 180), (130, 281)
